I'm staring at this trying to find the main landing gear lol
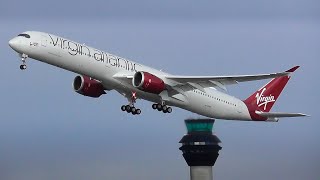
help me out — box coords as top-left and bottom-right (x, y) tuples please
(121, 105), (141, 115)
(19, 53), (28, 70)
(121, 91), (142, 115)
(152, 103), (172, 113)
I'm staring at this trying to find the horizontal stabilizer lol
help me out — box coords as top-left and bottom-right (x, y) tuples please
(255, 111), (309, 118)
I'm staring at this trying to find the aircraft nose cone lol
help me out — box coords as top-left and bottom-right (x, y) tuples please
(8, 37), (19, 50)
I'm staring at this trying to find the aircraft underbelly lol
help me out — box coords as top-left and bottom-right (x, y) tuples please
(181, 90), (251, 120)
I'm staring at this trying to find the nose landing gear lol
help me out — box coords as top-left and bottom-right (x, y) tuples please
(19, 53), (28, 70)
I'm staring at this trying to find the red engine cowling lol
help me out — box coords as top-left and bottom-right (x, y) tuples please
(133, 71), (165, 94)
(73, 75), (106, 98)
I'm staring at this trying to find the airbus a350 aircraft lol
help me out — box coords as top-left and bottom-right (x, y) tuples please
(9, 31), (307, 121)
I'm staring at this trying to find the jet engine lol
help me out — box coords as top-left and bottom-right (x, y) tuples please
(73, 75), (106, 98)
(133, 71), (165, 94)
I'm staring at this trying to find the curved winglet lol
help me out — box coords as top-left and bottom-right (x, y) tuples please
(286, 66), (300, 73)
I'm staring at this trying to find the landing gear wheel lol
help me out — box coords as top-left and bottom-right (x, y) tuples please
(131, 108), (141, 115)
(151, 103), (172, 113)
(166, 107), (172, 113)
(157, 104), (162, 111)
(125, 105), (132, 113)
(135, 109), (141, 115)
(20, 64), (26, 70)
(162, 105), (168, 113)
(152, 104), (157, 109)
(121, 104), (142, 115)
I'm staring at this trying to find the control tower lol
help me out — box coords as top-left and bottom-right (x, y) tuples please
(179, 119), (222, 180)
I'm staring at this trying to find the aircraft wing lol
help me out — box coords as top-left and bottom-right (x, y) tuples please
(164, 66), (298, 92)
(112, 73), (133, 85)
(165, 71), (290, 85)
(112, 67), (297, 94)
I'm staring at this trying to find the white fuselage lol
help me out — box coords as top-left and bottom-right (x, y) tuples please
(9, 31), (252, 120)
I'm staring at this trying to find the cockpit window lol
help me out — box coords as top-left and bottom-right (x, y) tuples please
(18, 34), (30, 38)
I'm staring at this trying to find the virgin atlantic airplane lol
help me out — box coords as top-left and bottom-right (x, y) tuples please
(8, 31), (308, 121)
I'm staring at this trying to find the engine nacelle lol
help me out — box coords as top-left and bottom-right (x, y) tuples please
(73, 75), (106, 98)
(133, 71), (165, 94)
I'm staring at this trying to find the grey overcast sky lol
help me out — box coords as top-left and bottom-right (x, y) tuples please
(0, 0), (319, 180)
(1, 0), (320, 20)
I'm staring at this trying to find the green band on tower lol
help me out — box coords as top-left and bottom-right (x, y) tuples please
(185, 119), (214, 133)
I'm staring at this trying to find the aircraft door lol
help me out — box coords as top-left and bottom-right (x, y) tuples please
(41, 36), (47, 47)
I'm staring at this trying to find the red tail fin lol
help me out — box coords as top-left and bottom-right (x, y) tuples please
(243, 66), (299, 120)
